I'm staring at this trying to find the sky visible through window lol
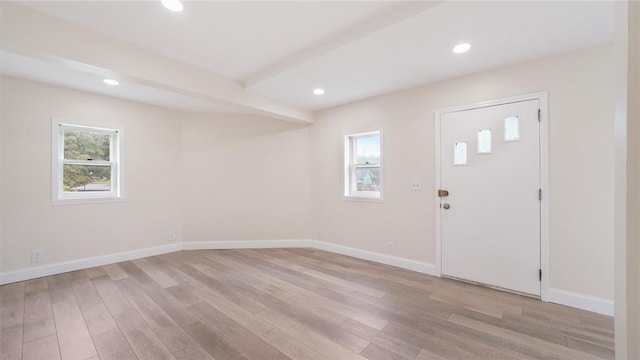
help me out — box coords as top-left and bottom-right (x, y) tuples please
(356, 134), (380, 164)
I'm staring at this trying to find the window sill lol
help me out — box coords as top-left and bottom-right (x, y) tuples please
(342, 195), (384, 203)
(52, 196), (125, 206)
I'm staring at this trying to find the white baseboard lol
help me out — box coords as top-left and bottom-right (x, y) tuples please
(0, 239), (612, 317)
(309, 240), (440, 277)
(0, 243), (181, 285)
(547, 288), (614, 316)
(182, 239), (313, 250)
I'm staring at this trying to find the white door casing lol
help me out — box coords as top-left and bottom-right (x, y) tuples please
(435, 93), (549, 298)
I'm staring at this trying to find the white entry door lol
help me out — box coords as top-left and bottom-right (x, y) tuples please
(440, 99), (541, 296)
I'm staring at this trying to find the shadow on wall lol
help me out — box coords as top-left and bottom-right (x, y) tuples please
(182, 113), (310, 147)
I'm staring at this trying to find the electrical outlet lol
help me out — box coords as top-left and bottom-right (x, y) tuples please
(410, 179), (422, 191)
(387, 241), (394, 253)
(168, 232), (176, 242)
(31, 249), (44, 263)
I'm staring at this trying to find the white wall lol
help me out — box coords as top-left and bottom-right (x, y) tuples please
(0, 76), (314, 275)
(310, 44), (615, 301)
(181, 113), (312, 242)
(0, 76), (184, 272)
(618, 0), (640, 356)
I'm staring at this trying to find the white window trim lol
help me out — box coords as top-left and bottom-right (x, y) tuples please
(52, 119), (124, 204)
(343, 130), (383, 201)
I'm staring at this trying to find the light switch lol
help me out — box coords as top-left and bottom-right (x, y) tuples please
(410, 179), (422, 191)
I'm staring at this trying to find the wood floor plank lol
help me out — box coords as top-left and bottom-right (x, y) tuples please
(92, 328), (137, 360)
(101, 264), (129, 281)
(22, 288), (56, 344)
(1, 325), (23, 360)
(114, 279), (212, 359)
(52, 299), (98, 360)
(189, 253), (371, 353)
(137, 281), (198, 326)
(84, 267), (107, 279)
(117, 261), (154, 285)
(24, 279), (48, 294)
(254, 251), (387, 298)
(115, 277), (175, 330)
(68, 272), (103, 311)
(193, 286), (274, 336)
(382, 321), (475, 360)
(113, 310), (176, 360)
(47, 275), (74, 305)
(1, 282), (25, 330)
(188, 301), (290, 360)
(258, 307), (369, 360)
(144, 256), (203, 291)
(80, 302), (118, 337)
(448, 313), (604, 360)
(340, 318), (421, 360)
(414, 349), (448, 360)
(90, 275), (134, 316)
(360, 342), (411, 360)
(200, 254), (351, 326)
(182, 321), (250, 360)
(133, 259), (178, 288)
(210, 250), (388, 330)
(2, 249), (614, 360)
(152, 325), (213, 360)
(567, 336), (615, 360)
(165, 284), (202, 308)
(21, 335), (61, 360)
(261, 327), (331, 360)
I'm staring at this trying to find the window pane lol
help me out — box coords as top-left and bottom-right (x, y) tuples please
(355, 167), (380, 191)
(477, 129), (492, 153)
(355, 134), (380, 165)
(64, 130), (111, 161)
(63, 164), (111, 192)
(505, 116), (520, 141)
(454, 142), (467, 165)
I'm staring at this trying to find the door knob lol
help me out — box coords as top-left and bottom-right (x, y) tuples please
(443, 203), (450, 209)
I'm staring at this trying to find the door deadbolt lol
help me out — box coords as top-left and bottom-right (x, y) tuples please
(442, 203), (450, 210)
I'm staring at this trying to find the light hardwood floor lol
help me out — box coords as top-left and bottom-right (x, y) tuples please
(0, 248), (614, 360)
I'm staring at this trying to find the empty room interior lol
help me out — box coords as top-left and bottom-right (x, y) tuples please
(1, 1), (639, 360)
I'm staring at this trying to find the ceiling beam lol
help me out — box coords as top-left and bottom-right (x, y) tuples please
(0, 3), (314, 124)
(243, 1), (443, 88)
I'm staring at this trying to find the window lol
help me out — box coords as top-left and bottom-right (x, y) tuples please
(344, 131), (382, 199)
(454, 142), (468, 165)
(477, 129), (492, 154)
(52, 120), (122, 203)
(504, 116), (520, 141)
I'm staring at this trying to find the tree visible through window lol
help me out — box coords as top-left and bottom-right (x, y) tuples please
(53, 121), (122, 202)
(63, 130), (112, 191)
(344, 131), (382, 199)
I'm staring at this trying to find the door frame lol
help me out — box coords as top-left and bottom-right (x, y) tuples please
(434, 92), (549, 301)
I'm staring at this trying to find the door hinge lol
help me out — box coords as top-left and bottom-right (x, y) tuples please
(539, 269), (542, 281)
(538, 109), (541, 122)
(538, 188), (542, 201)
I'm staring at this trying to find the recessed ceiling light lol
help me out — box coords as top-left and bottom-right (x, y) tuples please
(161, 0), (183, 12)
(313, 88), (325, 95)
(453, 43), (471, 54)
(103, 79), (120, 86)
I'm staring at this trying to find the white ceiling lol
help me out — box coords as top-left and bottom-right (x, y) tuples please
(0, 1), (614, 121)
(0, 51), (248, 114)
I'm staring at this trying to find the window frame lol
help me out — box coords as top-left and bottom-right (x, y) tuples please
(52, 119), (124, 204)
(343, 130), (383, 200)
